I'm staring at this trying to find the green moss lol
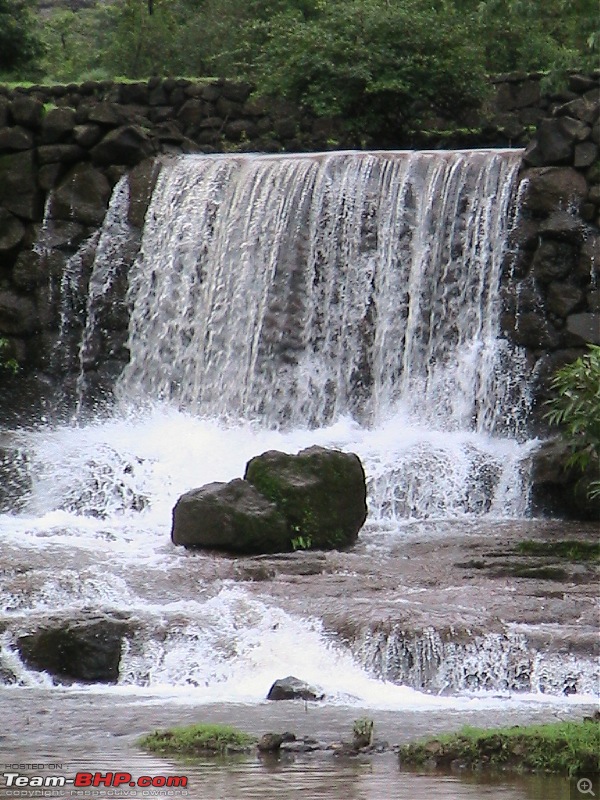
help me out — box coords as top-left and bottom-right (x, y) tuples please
(399, 720), (600, 777)
(139, 723), (256, 756)
(517, 540), (600, 562)
(491, 564), (569, 581)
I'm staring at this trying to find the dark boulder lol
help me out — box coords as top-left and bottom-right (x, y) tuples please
(257, 732), (296, 752)
(565, 313), (600, 345)
(91, 125), (154, 166)
(41, 107), (77, 144)
(0, 209), (25, 253)
(519, 167), (588, 214)
(0, 150), (42, 220)
(267, 675), (324, 702)
(17, 617), (129, 683)
(244, 446), (367, 550)
(10, 96), (44, 129)
(0, 290), (39, 335)
(171, 478), (288, 553)
(50, 163), (111, 225)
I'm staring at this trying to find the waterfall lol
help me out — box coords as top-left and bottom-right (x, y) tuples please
(112, 150), (532, 519)
(117, 151), (529, 431)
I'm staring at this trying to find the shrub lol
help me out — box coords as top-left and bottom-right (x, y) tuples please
(545, 345), (600, 499)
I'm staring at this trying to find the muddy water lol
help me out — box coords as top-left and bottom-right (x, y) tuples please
(1, 690), (593, 800)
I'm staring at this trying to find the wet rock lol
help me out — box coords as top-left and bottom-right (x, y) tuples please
(171, 478), (288, 553)
(10, 96), (44, 129)
(50, 163), (111, 225)
(532, 240), (577, 283)
(0, 210), (25, 253)
(538, 211), (585, 242)
(91, 125), (154, 166)
(0, 290), (38, 335)
(574, 142), (598, 168)
(545, 283), (584, 319)
(37, 144), (85, 165)
(267, 675), (324, 701)
(565, 312), (600, 345)
(73, 124), (103, 148)
(0, 150), (42, 220)
(244, 446), (367, 550)
(127, 158), (162, 228)
(41, 107), (77, 143)
(520, 167), (588, 214)
(257, 732), (296, 752)
(0, 126), (34, 151)
(17, 617), (129, 683)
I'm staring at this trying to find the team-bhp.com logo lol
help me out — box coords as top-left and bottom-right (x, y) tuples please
(2, 771), (188, 794)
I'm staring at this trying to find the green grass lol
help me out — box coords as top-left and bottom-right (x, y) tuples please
(399, 720), (600, 776)
(139, 722), (256, 756)
(517, 540), (600, 563)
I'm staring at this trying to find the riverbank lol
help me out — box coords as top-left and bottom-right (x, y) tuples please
(398, 718), (600, 777)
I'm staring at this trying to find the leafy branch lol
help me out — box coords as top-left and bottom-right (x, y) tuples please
(544, 345), (600, 499)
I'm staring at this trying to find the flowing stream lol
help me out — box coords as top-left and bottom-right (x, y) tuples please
(0, 150), (597, 799)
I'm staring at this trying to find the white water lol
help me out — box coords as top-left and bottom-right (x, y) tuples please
(3, 149), (594, 710)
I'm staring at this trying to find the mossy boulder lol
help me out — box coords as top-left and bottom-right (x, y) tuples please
(171, 478), (288, 553)
(244, 446), (367, 550)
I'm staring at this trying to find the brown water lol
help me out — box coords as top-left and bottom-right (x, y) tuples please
(1, 690), (596, 800)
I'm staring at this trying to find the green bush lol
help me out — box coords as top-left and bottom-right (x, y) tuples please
(545, 345), (600, 500)
(250, 0), (488, 136)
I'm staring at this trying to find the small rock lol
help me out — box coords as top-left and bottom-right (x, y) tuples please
(267, 675), (324, 702)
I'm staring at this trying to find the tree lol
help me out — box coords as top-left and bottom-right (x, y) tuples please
(0, 0), (44, 76)
(249, 0), (488, 136)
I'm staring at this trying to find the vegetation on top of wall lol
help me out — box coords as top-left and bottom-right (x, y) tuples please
(545, 345), (600, 500)
(2, 0), (597, 136)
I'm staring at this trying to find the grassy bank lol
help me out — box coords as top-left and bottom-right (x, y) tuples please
(398, 719), (600, 777)
(140, 722), (256, 756)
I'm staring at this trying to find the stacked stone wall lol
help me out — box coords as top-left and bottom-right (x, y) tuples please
(0, 72), (598, 435)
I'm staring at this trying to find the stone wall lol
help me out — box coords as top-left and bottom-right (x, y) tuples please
(500, 72), (599, 419)
(0, 72), (598, 431)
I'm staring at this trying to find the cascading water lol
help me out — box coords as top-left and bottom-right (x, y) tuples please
(1, 150), (596, 708)
(119, 151), (529, 433)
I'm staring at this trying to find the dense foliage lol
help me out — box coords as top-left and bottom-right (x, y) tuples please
(0, 0), (44, 76)
(3, 0), (598, 132)
(545, 345), (600, 499)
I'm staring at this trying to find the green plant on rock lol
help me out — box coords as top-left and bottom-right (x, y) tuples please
(352, 717), (374, 748)
(545, 345), (600, 500)
(290, 532), (312, 551)
(139, 722), (256, 755)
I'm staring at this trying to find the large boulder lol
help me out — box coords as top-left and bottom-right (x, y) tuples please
(244, 446), (367, 550)
(171, 478), (288, 553)
(519, 167), (588, 214)
(17, 617), (129, 683)
(50, 163), (112, 225)
(0, 150), (42, 220)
